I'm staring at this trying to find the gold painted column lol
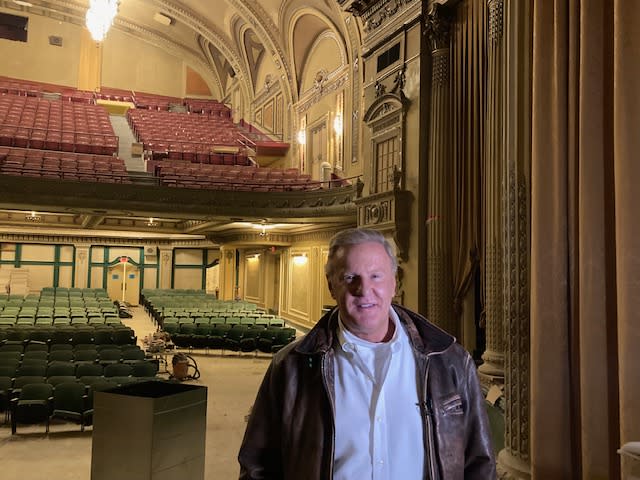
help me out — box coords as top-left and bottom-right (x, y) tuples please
(219, 246), (237, 301)
(424, 5), (455, 337)
(77, 28), (102, 92)
(497, 0), (532, 478)
(479, 0), (505, 386)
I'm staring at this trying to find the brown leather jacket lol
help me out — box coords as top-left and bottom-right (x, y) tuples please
(238, 305), (496, 479)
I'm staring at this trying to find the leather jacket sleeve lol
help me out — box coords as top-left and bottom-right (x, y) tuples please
(461, 352), (497, 479)
(422, 346), (496, 479)
(238, 360), (284, 480)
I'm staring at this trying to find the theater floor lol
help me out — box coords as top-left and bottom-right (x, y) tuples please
(0, 306), (278, 480)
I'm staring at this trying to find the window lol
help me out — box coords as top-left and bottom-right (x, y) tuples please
(374, 135), (400, 193)
(376, 43), (400, 73)
(0, 13), (28, 43)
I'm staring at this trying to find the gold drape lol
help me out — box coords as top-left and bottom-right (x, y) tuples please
(450, 0), (486, 326)
(530, 1), (640, 478)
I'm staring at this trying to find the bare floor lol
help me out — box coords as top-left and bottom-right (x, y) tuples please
(0, 306), (279, 480)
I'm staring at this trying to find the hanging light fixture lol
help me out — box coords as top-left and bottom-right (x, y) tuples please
(86, 0), (119, 42)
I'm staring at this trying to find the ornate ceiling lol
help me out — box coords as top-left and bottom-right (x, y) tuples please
(0, 0), (360, 243)
(0, 0), (354, 101)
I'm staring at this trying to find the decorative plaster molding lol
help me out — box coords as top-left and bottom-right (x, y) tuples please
(0, 233), (216, 248)
(155, 0), (252, 103)
(229, 0), (294, 137)
(296, 71), (350, 114)
(355, 190), (412, 260)
(252, 78), (282, 106)
(361, 0), (418, 33)
(424, 3), (453, 52)
(488, 0), (504, 42)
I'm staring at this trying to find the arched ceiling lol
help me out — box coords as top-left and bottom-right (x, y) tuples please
(0, 0), (360, 240)
(0, 0), (354, 103)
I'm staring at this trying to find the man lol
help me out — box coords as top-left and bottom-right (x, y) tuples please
(239, 228), (495, 479)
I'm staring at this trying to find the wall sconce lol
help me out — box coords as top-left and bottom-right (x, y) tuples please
(25, 211), (42, 222)
(146, 217), (158, 227)
(292, 253), (308, 265)
(333, 114), (343, 136)
(247, 253), (261, 261)
(297, 129), (306, 145)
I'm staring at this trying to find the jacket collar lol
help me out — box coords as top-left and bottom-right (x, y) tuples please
(295, 304), (456, 356)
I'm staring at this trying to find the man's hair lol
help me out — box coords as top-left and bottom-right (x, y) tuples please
(325, 228), (397, 277)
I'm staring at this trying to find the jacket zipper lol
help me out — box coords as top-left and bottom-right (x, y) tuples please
(421, 359), (440, 480)
(320, 353), (335, 480)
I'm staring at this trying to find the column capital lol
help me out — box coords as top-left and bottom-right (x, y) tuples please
(424, 3), (453, 53)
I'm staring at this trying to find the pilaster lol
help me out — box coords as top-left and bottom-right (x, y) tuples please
(424, 3), (456, 337)
(498, 0), (532, 477)
(74, 243), (91, 289)
(158, 247), (173, 289)
(219, 246), (237, 301)
(479, 0), (505, 386)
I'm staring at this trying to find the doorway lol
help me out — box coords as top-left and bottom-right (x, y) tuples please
(106, 261), (140, 305)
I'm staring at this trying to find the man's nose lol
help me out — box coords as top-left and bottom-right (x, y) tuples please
(349, 277), (367, 295)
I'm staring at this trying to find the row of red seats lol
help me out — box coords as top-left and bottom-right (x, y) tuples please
(145, 148), (249, 167)
(0, 147), (129, 184)
(133, 92), (182, 111)
(0, 94), (113, 129)
(0, 77), (68, 98)
(156, 163), (305, 180)
(0, 126), (118, 155)
(0, 94), (117, 154)
(127, 109), (245, 162)
(159, 172), (320, 192)
(153, 161), (317, 191)
(0, 76), (227, 113)
(184, 98), (231, 116)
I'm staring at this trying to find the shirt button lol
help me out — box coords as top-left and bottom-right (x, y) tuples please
(376, 416), (382, 422)
(378, 460), (384, 465)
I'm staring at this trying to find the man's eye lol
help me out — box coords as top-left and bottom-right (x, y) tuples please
(343, 275), (355, 283)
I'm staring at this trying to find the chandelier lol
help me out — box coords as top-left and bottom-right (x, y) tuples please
(86, 0), (119, 42)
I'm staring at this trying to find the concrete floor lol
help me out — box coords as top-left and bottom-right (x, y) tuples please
(0, 306), (277, 480)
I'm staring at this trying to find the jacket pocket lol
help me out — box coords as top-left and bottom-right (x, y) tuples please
(439, 393), (463, 416)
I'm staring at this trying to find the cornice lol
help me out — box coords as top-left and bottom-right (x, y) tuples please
(360, 0), (422, 48)
(0, 233), (216, 247)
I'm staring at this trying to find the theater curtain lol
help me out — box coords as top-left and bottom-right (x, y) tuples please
(77, 28), (102, 92)
(530, 1), (640, 478)
(450, 0), (486, 336)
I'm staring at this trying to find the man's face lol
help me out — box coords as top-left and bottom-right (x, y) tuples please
(327, 241), (396, 342)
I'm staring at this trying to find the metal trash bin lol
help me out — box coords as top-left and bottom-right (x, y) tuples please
(91, 381), (207, 480)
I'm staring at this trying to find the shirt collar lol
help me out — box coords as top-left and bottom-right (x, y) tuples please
(336, 308), (405, 353)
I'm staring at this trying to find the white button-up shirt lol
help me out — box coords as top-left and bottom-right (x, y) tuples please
(333, 309), (425, 480)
